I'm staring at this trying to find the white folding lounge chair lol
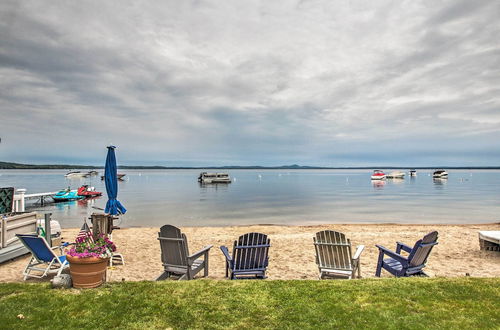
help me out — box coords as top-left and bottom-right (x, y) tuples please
(16, 234), (69, 280)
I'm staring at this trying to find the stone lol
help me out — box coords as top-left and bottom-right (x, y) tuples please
(51, 274), (72, 289)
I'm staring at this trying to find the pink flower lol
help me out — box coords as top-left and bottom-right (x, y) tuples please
(66, 232), (117, 258)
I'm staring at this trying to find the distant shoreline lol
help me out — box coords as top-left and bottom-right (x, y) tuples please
(1, 161), (499, 170)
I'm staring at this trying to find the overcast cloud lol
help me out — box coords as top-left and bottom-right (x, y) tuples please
(1, 0), (499, 166)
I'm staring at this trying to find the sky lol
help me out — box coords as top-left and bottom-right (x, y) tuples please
(0, 0), (499, 167)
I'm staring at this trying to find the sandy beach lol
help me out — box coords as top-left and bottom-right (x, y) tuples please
(1, 223), (498, 282)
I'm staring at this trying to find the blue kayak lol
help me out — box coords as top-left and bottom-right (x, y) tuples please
(52, 189), (84, 202)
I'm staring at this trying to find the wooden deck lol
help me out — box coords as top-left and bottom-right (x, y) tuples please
(0, 243), (29, 264)
(0, 212), (37, 263)
(479, 231), (500, 251)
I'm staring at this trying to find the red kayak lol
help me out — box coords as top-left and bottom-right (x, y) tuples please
(77, 185), (103, 198)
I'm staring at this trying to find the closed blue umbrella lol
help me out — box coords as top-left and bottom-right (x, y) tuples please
(104, 146), (126, 215)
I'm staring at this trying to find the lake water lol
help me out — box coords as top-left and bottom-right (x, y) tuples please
(1, 169), (499, 228)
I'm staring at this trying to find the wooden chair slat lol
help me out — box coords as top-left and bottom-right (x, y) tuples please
(225, 232), (270, 279)
(375, 231), (438, 277)
(157, 225), (211, 281)
(314, 230), (360, 279)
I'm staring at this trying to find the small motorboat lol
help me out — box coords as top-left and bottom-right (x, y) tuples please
(52, 188), (84, 202)
(386, 171), (405, 179)
(409, 169), (417, 176)
(65, 171), (90, 178)
(433, 169), (448, 178)
(101, 173), (126, 181)
(198, 172), (232, 184)
(77, 185), (102, 198)
(371, 170), (386, 180)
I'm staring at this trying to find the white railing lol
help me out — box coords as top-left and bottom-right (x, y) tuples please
(13, 189), (58, 212)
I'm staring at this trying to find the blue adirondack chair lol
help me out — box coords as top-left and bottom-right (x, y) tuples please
(220, 232), (270, 280)
(375, 231), (438, 277)
(16, 234), (69, 280)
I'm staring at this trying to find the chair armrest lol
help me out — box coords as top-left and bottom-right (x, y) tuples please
(396, 241), (412, 254)
(353, 245), (365, 260)
(187, 245), (213, 262)
(53, 242), (72, 255)
(220, 246), (233, 264)
(376, 245), (408, 264)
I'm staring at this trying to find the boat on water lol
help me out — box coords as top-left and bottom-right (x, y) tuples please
(52, 188), (84, 202)
(87, 170), (99, 176)
(433, 169), (448, 178)
(370, 170), (386, 180)
(409, 169), (417, 176)
(100, 173), (126, 181)
(198, 172), (232, 184)
(386, 171), (405, 179)
(77, 185), (102, 198)
(64, 171), (90, 178)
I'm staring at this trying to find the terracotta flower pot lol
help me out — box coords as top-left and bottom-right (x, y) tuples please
(66, 255), (109, 288)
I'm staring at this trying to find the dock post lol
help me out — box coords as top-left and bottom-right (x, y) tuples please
(44, 213), (52, 247)
(17, 189), (26, 212)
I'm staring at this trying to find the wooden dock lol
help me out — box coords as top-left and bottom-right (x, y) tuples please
(13, 189), (58, 212)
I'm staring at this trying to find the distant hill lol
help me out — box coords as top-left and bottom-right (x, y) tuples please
(0, 161), (98, 169)
(0, 161), (499, 170)
(0, 161), (321, 170)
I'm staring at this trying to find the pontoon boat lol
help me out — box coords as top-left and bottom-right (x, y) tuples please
(198, 172), (232, 184)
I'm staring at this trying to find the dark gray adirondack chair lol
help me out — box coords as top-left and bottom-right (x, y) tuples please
(220, 232), (270, 280)
(375, 231), (438, 277)
(314, 230), (364, 279)
(157, 225), (212, 280)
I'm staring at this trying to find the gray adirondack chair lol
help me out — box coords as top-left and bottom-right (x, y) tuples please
(220, 232), (270, 280)
(375, 231), (438, 277)
(313, 230), (365, 279)
(157, 225), (212, 280)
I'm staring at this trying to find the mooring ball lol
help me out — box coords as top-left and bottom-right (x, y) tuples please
(51, 274), (72, 289)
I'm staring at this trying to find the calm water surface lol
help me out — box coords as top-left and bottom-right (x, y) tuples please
(1, 169), (499, 228)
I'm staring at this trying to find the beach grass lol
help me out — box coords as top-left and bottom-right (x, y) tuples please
(0, 278), (498, 329)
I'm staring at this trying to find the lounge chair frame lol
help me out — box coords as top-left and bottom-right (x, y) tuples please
(16, 234), (69, 280)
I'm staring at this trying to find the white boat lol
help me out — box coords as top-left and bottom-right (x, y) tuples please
(433, 169), (448, 178)
(64, 171), (90, 178)
(386, 171), (405, 179)
(409, 170), (417, 176)
(370, 170), (386, 180)
(198, 172), (232, 184)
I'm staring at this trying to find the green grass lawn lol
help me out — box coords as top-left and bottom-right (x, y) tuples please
(0, 278), (498, 329)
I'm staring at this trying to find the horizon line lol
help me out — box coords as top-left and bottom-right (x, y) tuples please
(1, 161), (499, 170)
